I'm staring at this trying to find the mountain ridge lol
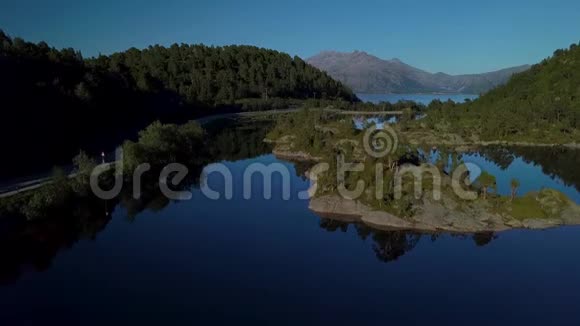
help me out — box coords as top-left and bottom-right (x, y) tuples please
(307, 51), (531, 94)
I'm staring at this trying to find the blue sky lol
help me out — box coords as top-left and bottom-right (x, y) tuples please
(1, 0), (579, 74)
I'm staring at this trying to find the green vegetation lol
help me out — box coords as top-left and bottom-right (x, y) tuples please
(268, 109), (580, 225)
(89, 44), (356, 105)
(305, 98), (424, 111)
(497, 189), (576, 221)
(476, 171), (497, 200)
(506, 196), (547, 220)
(420, 43), (580, 143)
(267, 108), (356, 157)
(2, 29), (580, 231)
(0, 118), (274, 221)
(0, 30), (356, 176)
(0, 153), (102, 220)
(122, 121), (205, 171)
(268, 108), (428, 217)
(510, 178), (520, 201)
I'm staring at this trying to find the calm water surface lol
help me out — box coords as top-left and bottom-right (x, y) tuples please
(425, 147), (580, 204)
(1, 122), (580, 325)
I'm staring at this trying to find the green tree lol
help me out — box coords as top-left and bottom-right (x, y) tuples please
(74, 82), (92, 101)
(510, 178), (521, 201)
(477, 171), (497, 200)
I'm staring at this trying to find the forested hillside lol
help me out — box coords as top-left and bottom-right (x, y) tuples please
(89, 44), (356, 105)
(424, 43), (580, 142)
(0, 30), (152, 176)
(0, 30), (354, 176)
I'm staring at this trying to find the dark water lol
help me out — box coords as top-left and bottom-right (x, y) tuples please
(1, 122), (580, 325)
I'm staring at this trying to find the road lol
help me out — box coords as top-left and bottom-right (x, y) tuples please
(0, 107), (404, 198)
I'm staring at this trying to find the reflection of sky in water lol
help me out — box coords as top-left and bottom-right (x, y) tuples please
(425, 150), (580, 204)
(463, 154), (580, 204)
(4, 153), (580, 325)
(353, 117), (397, 130)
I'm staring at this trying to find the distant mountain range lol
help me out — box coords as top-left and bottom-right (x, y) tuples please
(307, 51), (530, 94)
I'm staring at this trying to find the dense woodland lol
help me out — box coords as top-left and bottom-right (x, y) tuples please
(423, 43), (580, 143)
(0, 30), (355, 177)
(89, 44), (356, 105)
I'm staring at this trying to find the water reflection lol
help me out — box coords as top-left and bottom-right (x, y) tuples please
(0, 118), (274, 284)
(464, 147), (580, 203)
(205, 118), (274, 162)
(119, 118), (275, 219)
(0, 201), (113, 285)
(478, 146), (580, 192)
(353, 116), (398, 129)
(423, 145), (580, 203)
(1, 118), (578, 285)
(317, 216), (496, 263)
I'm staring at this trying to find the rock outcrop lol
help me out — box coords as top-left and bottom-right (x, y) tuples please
(309, 192), (580, 233)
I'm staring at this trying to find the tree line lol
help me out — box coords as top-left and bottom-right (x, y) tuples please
(0, 30), (356, 177)
(88, 43), (356, 105)
(422, 42), (580, 143)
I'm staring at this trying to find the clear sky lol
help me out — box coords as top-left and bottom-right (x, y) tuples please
(1, 0), (579, 74)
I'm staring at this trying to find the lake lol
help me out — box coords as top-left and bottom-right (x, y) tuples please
(357, 93), (479, 105)
(1, 120), (580, 325)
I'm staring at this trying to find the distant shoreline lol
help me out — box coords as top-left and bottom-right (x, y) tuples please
(309, 194), (580, 233)
(356, 92), (479, 96)
(356, 93), (479, 105)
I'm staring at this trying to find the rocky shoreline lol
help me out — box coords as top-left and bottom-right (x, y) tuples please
(267, 141), (580, 233)
(401, 130), (580, 149)
(411, 140), (580, 150)
(309, 194), (580, 233)
(272, 148), (322, 162)
(271, 148), (580, 233)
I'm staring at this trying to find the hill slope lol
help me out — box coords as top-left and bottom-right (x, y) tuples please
(90, 45), (357, 104)
(423, 44), (580, 142)
(0, 30), (356, 176)
(307, 51), (530, 94)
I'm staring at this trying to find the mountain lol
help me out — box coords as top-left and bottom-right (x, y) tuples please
(307, 50), (530, 94)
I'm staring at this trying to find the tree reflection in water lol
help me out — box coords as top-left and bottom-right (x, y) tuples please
(0, 118), (274, 285)
(470, 146), (580, 192)
(6, 121), (568, 282)
(0, 199), (113, 285)
(318, 217), (497, 263)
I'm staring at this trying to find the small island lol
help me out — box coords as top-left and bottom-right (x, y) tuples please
(266, 106), (580, 233)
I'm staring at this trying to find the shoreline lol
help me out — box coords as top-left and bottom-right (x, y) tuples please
(272, 148), (322, 162)
(400, 129), (580, 149)
(267, 148), (580, 234)
(309, 194), (580, 233)
(406, 139), (580, 150)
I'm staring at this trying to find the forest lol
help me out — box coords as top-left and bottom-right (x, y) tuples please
(0, 30), (355, 177)
(421, 43), (580, 143)
(88, 43), (356, 105)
